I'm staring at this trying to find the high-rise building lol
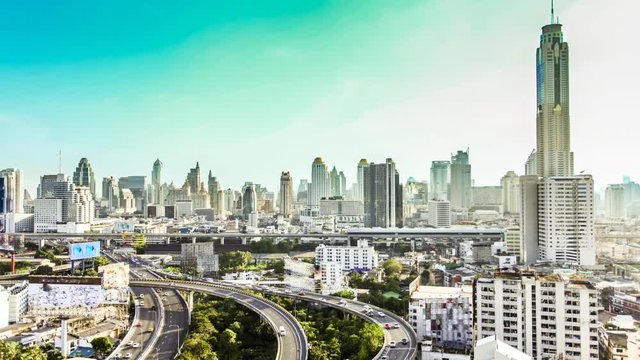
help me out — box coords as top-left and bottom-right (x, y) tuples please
(279, 172), (293, 218)
(242, 183), (257, 219)
(329, 166), (344, 197)
(186, 162), (202, 194)
(501, 171), (520, 215)
(519, 175), (540, 265)
(118, 176), (147, 213)
(474, 270), (598, 360)
(538, 175), (595, 266)
(428, 200), (451, 228)
(315, 240), (377, 271)
(605, 184), (626, 219)
(72, 158), (96, 199)
(0, 177), (5, 214)
(430, 161), (449, 201)
(101, 177), (120, 213)
(354, 159), (369, 202)
(534, 11), (574, 177)
(309, 157), (330, 208)
(35, 173), (94, 231)
(296, 179), (309, 206)
(450, 149), (472, 210)
(0, 169), (24, 213)
(207, 171), (221, 214)
(363, 158), (402, 228)
(151, 158), (163, 204)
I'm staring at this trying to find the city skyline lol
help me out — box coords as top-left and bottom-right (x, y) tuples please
(2, 1), (639, 194)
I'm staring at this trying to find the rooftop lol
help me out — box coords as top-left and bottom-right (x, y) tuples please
(410, 285), (472, 301)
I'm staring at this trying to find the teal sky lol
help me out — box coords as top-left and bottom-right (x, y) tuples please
(1, 1), (639, 193)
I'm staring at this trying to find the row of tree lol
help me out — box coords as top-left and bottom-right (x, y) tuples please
(0, 341), (63, 360)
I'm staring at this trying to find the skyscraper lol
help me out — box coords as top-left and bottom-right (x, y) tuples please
(309, 157), (330, 208)
(102, 177), (120, 213)
(449, 149), (472, 210)
(363, 158), (402, 228)
(151, 158), (163, 204)
(501, 171), (520, 215)
(72, 158), (96, 199)
(242, 183), (257, 219)
(430, 161), (449, 201)
(605, 184), (626, 219)
(279, 171), (294, 218)
(0, 169), (24, 213)
(538, 175), (595, 266)
(207, 171), (221, 214)
(534, 8), (574, 177)
(186, 162), (202, 194)
(354, 159), (369, 202)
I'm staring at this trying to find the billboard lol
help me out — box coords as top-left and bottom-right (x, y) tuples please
(99, 262), (130, 304)
(28, 282), (102, 317)
(69, 241), (101, 261)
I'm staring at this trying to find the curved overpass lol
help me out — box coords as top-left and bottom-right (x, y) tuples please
(130, 279), (308, 360)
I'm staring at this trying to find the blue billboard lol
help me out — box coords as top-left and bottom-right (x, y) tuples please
(69, 241), (101, 261)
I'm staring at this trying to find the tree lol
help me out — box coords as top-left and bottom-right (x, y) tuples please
(34, 265), (53, 275)
(91, 337), (113, 357)
(330, 289), (355, 299)
(0, 341), (21, 360)
(219, 329), (239, 360)
(381, 259), (403, 276)
(178, 338), (216, 360)
(18, 346), (47, 360)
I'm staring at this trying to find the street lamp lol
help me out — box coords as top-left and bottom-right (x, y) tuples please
(169, 324), (182, 354)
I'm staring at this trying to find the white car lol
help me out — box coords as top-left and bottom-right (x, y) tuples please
(131, 343), (140, 348)
(389, 341), (397, 348)
(125, 353), (132, 358)
(378, 311), (385, 317)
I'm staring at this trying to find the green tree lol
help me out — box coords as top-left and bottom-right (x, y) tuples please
(330, 289), (355, 299)
(0, 341), (21, 360)
(178, 338), (216, 360)
(33, 265), (53, 275)
(219, 329), (239, 360)
(91, 337), (113, 357)
(18, 346), (47, 360)
(381, 259), (403, 276)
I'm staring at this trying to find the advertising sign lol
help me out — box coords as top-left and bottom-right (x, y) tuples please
(99, 262), (130, 304)
(68, 241), (101, 261)
(28, 283), (102, 317)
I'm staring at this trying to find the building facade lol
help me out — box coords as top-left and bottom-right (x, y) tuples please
(450, 150), (472, 210)
(430, 161), (449, 201)
(363, 158), (402, 228)
(279, 171), (294, 218)
(315, 240), (377, 271)
(72, 158), (96, 199)
(428, 200), (451, 228)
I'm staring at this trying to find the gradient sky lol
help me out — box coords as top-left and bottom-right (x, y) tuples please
(1, 0), (639, 194)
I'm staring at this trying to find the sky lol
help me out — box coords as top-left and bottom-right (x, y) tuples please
(1, 0), (639, 194)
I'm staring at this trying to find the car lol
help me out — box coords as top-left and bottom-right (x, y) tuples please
(401, 338), (408, 345)
(381, 356), (388, 360)
(393, 323), (400, 329)
(389, 341), (397, 348)
(279, 326), (286, 336)
(298, 291), (305, 296)
(378, 311), (385, 317)
(363, 305), (371, 310)
(147, 327), (154, 333)
(127, 341), (133, 346)
(125, 353), (132, 358)
(383, 323), (392, 329)
(132, 343), (140, 348)
(135, 322), (142, 327)
(139, 294), (144, 299)
(139, 301), (144, 306)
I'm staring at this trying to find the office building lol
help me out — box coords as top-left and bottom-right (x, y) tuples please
(72, 158), (96, 199)
(430, 161), (449, 201)
(208, 171), (221, 215)
(363, 158), (402, 228)
(242, 183), (257, 219)
(598, 315), (640, 360)
(605, 184), (626, 219)
(186, 162), (202, 194)
(181, 242), (219, 275)
(353, 159), (369, 202)
(533, 11), (574, 177)
(33, 198), (62, 233)
(279, 172), (294, 218)
(450, 149), (472, 210)
(5, 281), (28, 324)
(151, 159), (163, 204)
(296, 179), (309, 207)
(101, 177), (119, 213)
(408, 285), (473, 349)
(0, 168), (24, 213)
(0, 176), (5, 214)
(120, 189), (136, 213)
(320, 197), (365, 228)
(309, 157), (330, 208)
(315, 240), (377, 271)
(501, 171), (520, 215)
(519, 175), (540, 265)
(471, 186), (501, 208)
(474, 271), (598, 360)
(538, 175), (595, 266)
(428, 200), (450, 228)
(504, 226), (523, 263)
(70, 187), (94, 224)
(175, 199), (193, 218)
(118, 176), (147, 213)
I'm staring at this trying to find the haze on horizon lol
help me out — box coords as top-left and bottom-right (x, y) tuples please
(1, 0), (638, 194)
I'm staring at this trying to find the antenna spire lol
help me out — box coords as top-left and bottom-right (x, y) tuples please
(58, 150), (62, 174)
(551, 0), (555, 24)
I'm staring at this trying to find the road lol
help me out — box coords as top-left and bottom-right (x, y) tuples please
(130, 279), (308, 360)
(275, 291), (417, 360)
(151, 284), (189, 359)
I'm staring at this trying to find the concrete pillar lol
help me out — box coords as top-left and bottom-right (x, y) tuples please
(61, 319), (69, 357)
(192, 237), (196, 244)
(188, 292), (194, 312)
(38, 239), (45, 249)
(220, 237), (225, 245)
(241, 238), (247, 245)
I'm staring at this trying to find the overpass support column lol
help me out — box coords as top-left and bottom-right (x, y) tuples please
(220, 237), (225, 245)
(188, 291), (194, 313)
(192, 237), (196, 244)
(106, 238), (111, 248)
(38, 239), (45, 249)
(166, 237), (171, 244)
(241, 238), (247, 245)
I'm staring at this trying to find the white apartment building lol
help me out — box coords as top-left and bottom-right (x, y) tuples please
(70, 186), (95, 224)
(538, 176), (596, 266)
(504, 227), (522, 263)
(429, 200), (451, 228)
(319, 261), (344, 294)
(408, 286), (473, 348)
(34, 198), (62, 233)
(0, 288), (8, 328)
(315, 240), (377, 271)
(7, 281), (28, 323)
(474, 335), (532, 360)
(475, 270), (599, 360)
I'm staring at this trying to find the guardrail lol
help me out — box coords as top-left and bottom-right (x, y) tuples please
(138, 288), (165, 360)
